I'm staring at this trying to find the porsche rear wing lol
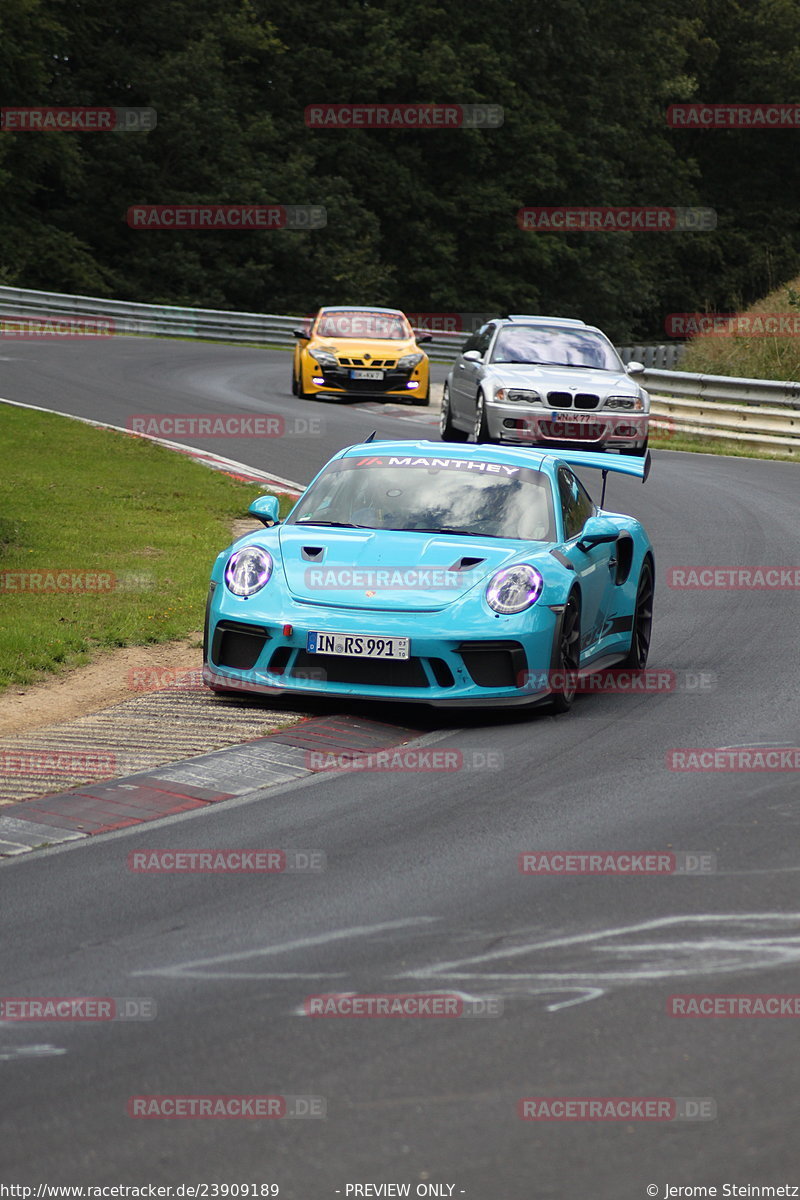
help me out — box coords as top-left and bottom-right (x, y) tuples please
(543, 448), (652, 482)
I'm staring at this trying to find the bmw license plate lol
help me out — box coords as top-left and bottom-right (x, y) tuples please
(351, 369), (384, 380)
(307, 632), (410, 660)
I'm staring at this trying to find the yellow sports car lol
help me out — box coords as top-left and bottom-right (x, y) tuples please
(292, 306), (432, 405)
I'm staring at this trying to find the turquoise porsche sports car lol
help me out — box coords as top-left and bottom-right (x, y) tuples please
(203, 441), (654, 711)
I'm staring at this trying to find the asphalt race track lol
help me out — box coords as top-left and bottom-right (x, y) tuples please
(2, 339), (800, 1197)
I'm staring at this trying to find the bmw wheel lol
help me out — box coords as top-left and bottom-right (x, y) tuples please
(440, 384), (468, 442)
(473, 391), (494, 444)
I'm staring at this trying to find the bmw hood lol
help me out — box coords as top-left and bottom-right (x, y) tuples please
(277, 526), (524, 610)
(483, 363), (641, 397)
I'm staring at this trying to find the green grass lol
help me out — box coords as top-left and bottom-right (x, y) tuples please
(0, 404), (295, 691)
(650, 430), (798, 462)
(679, 274), (800, 381)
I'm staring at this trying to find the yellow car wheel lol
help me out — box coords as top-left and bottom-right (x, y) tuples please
(296, 357), (312, 400)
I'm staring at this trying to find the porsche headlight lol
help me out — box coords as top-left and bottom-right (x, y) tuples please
(486, 565), (544, 614)
(605, 395), (643, 411)
(224, 546), (273, 597)
(309, 348), (338, 368)
(397, 352), (424, 369)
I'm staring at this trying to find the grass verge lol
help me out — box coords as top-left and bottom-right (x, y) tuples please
(678, 274), (800, 380)
(649, 430), (798, 462)
(0, 404), (295, 691)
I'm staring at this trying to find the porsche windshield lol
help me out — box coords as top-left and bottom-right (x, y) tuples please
(289, 457), (556, 542)
(490, 325), (622, 369)
(315, 311), (409, 339)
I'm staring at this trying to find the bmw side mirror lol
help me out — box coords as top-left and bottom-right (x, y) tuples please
(462, 349), (483, 362)
(577, 515), (618, 552)
(626, 360), (645, 375)
(248, 495), (281, 527)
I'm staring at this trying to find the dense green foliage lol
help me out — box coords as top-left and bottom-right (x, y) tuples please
(2, 0), (798, 340)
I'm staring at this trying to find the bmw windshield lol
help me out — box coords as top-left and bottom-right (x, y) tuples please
(490, 326), (623, 370)
(288, 456), (556, 542)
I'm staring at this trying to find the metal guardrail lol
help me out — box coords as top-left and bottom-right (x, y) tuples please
(618, 344), (686, 369)
(641, 366), (800, 409)
(642, 367), (800, 455)
(1, 285), (798, 453)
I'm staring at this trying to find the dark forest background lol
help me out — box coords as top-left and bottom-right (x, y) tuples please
(2, 0), (800, 340)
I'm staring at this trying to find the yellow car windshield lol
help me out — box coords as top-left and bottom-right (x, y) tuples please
(316, 311), (408, 339)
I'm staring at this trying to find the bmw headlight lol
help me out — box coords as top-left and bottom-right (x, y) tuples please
(224, 546), (273, 597)
(309, 349), (338, 368)
(397, 352), (424, 369)
(495, 387), (541, 404)
(605, 395), (643, 411)
(486, 565), (544, 614)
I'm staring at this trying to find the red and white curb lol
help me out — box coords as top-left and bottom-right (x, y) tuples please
(0, 715), (422, 856)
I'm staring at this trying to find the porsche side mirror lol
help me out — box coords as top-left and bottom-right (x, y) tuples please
(293, 328), (310, 339)
(577, 515), (618, 552)
(416, 333), (433, 344)
(248, 495), (281, 526)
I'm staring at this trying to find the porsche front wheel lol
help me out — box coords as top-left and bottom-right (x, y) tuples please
(549, 592), (581, 714)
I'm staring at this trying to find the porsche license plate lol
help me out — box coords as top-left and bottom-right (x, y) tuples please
(351, 369), (384, 380)
(307, 632), (410, 660)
